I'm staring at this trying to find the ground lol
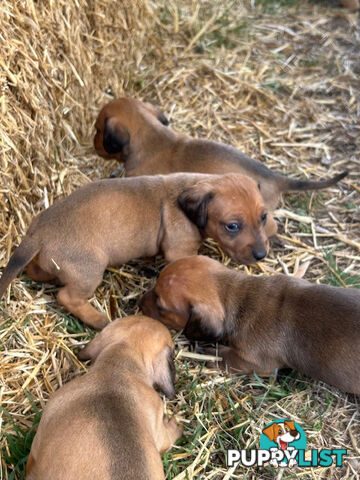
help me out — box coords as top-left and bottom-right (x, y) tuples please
(0, 0), (359, 479)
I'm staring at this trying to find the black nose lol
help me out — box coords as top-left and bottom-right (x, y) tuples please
(252, 250), (267, 261)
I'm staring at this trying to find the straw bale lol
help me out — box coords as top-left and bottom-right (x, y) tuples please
(1, 0), (359, 479)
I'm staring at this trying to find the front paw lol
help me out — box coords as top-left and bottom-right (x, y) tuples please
(168, 417), (183, 441)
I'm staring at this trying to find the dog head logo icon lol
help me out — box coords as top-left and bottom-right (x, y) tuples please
(260, 419), (306, 468)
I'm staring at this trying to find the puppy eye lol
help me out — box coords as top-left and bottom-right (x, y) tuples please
(225, 222), (242, 233)
(261, 212), (267, 224)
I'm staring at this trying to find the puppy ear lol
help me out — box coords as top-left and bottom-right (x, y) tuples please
(183, 302), (224, 342)
(140, 289), (160, 320)
(264, 213), (278, 238)
(262, 423), (278, 442)
(103, 117), (130, 155)
(178, 187), (214, 230)
(78, 334), (103, 361)
(285, 421), (296, 430)
(152, 346), (176, 398)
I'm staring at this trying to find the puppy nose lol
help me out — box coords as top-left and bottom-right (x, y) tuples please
(252, 249), (267, 261)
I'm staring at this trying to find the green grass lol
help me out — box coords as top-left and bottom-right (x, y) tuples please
(46, 304), (94, 337)
(163, 360), (319, 479)
(1, 393), (42, 480)
(287, 191), (326, 215)
(325, 252), (360, 289)
(345, 202), (356, 211)
(209, 19), (248, 50)
(259, 0), (298, 14)
(261, 81), (290, 95)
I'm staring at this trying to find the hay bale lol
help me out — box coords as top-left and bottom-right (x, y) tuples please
(1, 0), (359, 479)
(0, 0), (152, 243)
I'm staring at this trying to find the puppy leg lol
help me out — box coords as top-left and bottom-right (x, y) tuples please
(57, 285), (109, 329)
(160, 416), (183, 453)
(209, 346), (277, 376)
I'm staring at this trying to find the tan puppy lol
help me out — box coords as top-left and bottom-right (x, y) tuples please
(26, 315), (182, 480)
(94, 98), (347, 210)
(141, 256), (360, 395)
(0, 173), (274, 329)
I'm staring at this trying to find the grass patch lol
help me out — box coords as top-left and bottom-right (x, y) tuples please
(261, 81), (290, 95)
(163, 360), (323, 478)
(259, 0), (298, 14)
(325, 252), (360, 288)
(1, 393), (41, 480)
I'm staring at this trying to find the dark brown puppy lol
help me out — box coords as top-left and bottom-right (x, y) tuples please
(26, 315), (182, 480)
(94, 98), (347, 210)
(0, 173), (274, 329)
(141, 256), (360, 395)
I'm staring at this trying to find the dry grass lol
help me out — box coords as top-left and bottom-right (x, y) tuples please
(1, 0), (359, 479)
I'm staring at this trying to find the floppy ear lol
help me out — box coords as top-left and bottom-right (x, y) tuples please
(262, 423), (279, 442)
(264, 213), (278, 237)
(103, 117), (130, 155)
(152, 346), (176, 398)
(183, 302), (225, 342)
(285, 421), (296, 430)
(177, 187), (214, 230)
(78, 333), (104, 361)
(140, 289), (160, 320)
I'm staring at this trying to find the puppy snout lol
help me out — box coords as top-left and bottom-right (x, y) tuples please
(252, 249), (267, 261)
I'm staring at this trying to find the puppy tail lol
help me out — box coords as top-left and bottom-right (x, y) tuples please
(0, 236), (40, 298)
(278, 171), (348, 192)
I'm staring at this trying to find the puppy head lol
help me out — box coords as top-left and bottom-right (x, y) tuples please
(78, 315), (176, 398)
(141, 256), (226, 342)
(178, 174), (270, 265)
(94, 97), (169, 161)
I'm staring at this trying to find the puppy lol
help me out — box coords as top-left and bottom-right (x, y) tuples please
(94, 98), (347, 210)
(262, 421), (300, 451)
(26, 315), (182, 480)
(0, 173), (274, 329)
(262, 421), (300, 468)
(141, 256), (360, 394)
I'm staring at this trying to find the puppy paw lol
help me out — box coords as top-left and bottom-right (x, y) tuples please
(171, 418), (184, 441)
(164, 416), (183, 444)
(85, 313), (110, 330)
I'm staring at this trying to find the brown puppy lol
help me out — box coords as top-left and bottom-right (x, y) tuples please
(141, 256), (360, 395)
(26, 315), (182, 480)
(0, 173), (274, 329)
(94, 98), (347, 210)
